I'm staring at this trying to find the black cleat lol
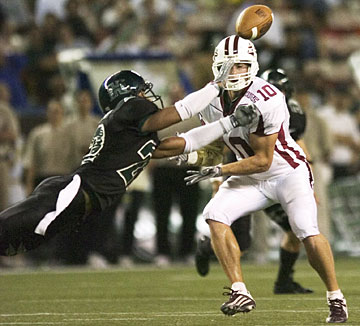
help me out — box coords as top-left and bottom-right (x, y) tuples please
(221, 287), (256, 316)
(326, 297), (348, 323)
(274, 280), (313, 294)
(195, 235), (212, 277)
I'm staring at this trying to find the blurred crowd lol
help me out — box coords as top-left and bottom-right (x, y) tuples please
(0, 0), (360, 268)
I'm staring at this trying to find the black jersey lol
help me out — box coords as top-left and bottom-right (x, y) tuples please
(75, 97), (160, 209)
(287, 98), (306, 141)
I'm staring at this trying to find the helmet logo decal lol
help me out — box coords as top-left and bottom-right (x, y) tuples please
(107, 79), (131, 101)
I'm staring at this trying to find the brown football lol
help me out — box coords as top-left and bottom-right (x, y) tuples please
(235, 5), (273, 40)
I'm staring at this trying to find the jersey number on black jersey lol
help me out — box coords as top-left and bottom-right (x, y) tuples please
(116, 139), (156, 187)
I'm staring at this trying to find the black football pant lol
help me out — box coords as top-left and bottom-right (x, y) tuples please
(0, 175), (86, 256)
(153, 166), (200, 257)
(122, 190), (145, 255)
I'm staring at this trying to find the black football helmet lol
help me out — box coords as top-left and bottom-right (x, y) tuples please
(261, 68), (294, 97)
(98, 70), (163, 114)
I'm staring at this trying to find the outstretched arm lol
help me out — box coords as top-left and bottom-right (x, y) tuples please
(141, 84), (220, 132)
(169, 139), (225, 166)
(152, 117), (230, 159)
(152, 136), (187, 158)
(153, 104), (258, 159)
(141, 60), (235, 132)
(141, 105), (181, 133)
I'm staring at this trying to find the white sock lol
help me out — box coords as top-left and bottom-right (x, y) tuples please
(327, 289), (343, 300)
(231, 282), (247, 292)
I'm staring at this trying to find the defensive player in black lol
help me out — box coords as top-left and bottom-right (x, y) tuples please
(193, 68), (313, 294)
(0, 67), (258, 257)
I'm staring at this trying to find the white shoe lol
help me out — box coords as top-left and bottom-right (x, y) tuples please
(326, 296), (348, 323)
(221, 287), (256, 315)
(118, 256), (135, 268)
(182, 255), (195, 266)
(87, 253), (109, 269)
(154, 255), (171, 267)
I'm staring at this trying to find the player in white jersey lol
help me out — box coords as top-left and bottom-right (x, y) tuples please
(185, 35), (347, 323)
(200, 77), (309, 182)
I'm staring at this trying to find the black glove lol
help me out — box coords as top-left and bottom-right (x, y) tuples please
(230, 103), (258, 127)
(185, 166), (222, 186)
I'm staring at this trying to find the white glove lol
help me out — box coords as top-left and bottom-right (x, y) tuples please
(213, 59), (234, 85)
(184, 166), (222, 186)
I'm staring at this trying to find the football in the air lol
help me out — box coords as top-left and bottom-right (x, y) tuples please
(235, 5), (273, 40)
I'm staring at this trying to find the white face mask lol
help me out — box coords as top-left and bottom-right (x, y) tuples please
(212, 35), (259, 91)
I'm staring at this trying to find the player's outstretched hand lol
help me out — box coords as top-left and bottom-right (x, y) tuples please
(230, 103), (258, 127)
(185, 166), (222, 186)
(168, 154), (188, 166)
(213, 59), (234, 86)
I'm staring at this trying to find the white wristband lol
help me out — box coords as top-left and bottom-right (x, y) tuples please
(187, 151), (199, 165)
(175, 83), (219, 120)
(219, 116), (235, 133)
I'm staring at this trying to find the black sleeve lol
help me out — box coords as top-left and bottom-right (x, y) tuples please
(115, 98), (159, 129)
(287, 98), (307, 141)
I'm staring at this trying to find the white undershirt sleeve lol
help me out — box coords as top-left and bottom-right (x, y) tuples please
(174, 83), (220, 120)
(179, 116), (234, 154)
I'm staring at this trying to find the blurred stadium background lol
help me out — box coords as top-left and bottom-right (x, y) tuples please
(0, 0), (360, 325)
(0, 0), (360, 270)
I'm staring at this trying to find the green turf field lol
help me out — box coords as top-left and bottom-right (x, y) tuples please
(0, 258), (358, 325)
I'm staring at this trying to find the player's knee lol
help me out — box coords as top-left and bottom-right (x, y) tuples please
(302, 233), (331, 264)
(203, 209), (232, 226)
(289, 221), (319, 242)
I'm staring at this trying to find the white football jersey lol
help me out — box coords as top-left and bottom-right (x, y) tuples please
(200, 77), (308, 180)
